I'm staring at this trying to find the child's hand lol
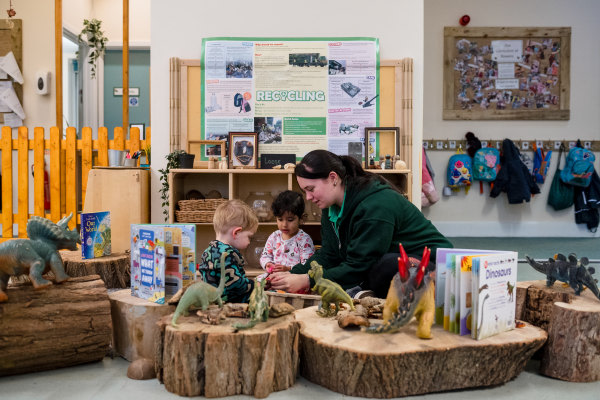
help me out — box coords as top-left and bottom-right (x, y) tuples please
(271, 264), (290, 272)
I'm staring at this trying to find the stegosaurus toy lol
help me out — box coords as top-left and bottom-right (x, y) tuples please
(525, 253), (600, 301)
(365, 245), (435, 339)
(171, 252), (228, 326)
(0, 214), (80, 303)
(308, 261), (355, 317)
(233, 278), (269, 330)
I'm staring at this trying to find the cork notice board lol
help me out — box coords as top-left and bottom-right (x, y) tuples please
(0, 19), (23, 125)
(443, 27), (570, 120)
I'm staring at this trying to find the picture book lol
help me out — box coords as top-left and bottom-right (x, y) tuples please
(80, 211), (111, 259)
(471, 252), (518, 340)
(130, 225), (166, 304)
(459, 254), (484, 336)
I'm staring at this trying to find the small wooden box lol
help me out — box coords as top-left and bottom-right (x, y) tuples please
(266, 291), (321, 310)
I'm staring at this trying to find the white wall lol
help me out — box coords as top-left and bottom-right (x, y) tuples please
(63, 0), (93, 34)
(94, 0), (151, 46)
(424, 0), (600, 237)
(150, 0), (425, 223)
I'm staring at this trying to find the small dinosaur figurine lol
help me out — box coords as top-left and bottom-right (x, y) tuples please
(525, 253), (600, 301)
(0, 214), (80, 303)
(233, 278), (269, 330)
(172, 252), (228, 326)
(308, 261), (355, 317)
(365, 245), (435, 338)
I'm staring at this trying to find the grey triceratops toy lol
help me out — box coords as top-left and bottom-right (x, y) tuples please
(0, 213), (80, 303)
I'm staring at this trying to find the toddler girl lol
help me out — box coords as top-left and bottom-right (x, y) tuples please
(260, 190), (314, 275)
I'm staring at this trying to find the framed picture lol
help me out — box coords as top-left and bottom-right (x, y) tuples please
(130, 123), (145, 139)
(229, 132), (258, 168)
(364, 127), (399, 164)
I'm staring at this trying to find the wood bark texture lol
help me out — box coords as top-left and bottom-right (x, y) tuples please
(60, 250), (130, 288)
(156, 313), (299, 398)
(109, 289), (175, 362)
(0, 275), (111, 376)
(296, 306), (547, 398)
(517, 280), (600, 382)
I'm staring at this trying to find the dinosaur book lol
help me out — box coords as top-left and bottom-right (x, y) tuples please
(471, 252), (518, 340)
(81, 211), (111, 259)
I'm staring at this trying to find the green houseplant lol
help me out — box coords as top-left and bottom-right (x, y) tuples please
(78, 19), (108, 79)
(159, 150), (185, 221)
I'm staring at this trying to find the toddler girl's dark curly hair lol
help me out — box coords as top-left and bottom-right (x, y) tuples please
(271, 190), (305, 219)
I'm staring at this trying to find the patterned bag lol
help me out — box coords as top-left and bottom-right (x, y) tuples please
(472, 147), (500, 182)
(447, 149), (472, 191)
(560, 144), (595, 187)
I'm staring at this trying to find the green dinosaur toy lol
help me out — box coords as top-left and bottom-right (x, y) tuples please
(233, 278), (269, 330)
(171, 252), (228, 327)
(308, 261), (355, 317)
(0, 214), (80, 303)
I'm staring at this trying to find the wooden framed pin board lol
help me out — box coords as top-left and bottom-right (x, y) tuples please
(0, 19), (23, 126)
(443, 27), (570, 120)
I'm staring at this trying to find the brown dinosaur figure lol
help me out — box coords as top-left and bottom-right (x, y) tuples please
(0, 214), (79, 303)
(308, 261), (355, 317)
(233, 278), (269, 330)
(365, 245), (435, 339)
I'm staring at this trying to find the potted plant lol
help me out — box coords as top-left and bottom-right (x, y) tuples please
(78, 18), (108, 79)
(158, 150), (185, 221)
(141, 144), (151, 166)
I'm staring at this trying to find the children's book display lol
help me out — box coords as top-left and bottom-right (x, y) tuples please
(131, 224), (197, 304)
(436, 248), (518, 340)
(80, 211), (111, 259)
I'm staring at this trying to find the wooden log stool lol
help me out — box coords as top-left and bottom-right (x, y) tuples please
(108, 289), (175, 362)
(517, 280), (600, 382)
(156, 313), (299, 398)
(0, 275), (111, 376)
(295, 306), (547, 398)
(60, 250), (130, 288)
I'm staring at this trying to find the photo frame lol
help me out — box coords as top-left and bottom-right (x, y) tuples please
(229, 132), (258, 168)
(129, 123), (145, 139)
(364, 127), (399, 164)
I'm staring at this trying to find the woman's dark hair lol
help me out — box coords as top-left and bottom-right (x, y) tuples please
(295, 149), (394, 191)
(271, 190), (305, 218)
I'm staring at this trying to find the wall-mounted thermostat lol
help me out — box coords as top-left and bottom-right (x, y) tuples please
(35, 71), (50, 95)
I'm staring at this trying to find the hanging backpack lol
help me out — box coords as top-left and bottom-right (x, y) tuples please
(472, 147), (500, 182)
(447, 148), (472, 192)
(532, 144), (552, 184)
(560, 142), (595, 187)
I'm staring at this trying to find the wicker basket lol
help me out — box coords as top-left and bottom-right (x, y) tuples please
(176, 198), (227, 223)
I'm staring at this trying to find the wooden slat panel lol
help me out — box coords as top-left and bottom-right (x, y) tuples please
(49, 127), (61, 222)
(81, 127), (93, 208)
(65, 127), (77, 229)
(17, 127), (29, 237)
(1, 126), (13, 238)
(114, 127), (125, 150)
(129, 127), (140, 166)
(97, 127), (109, 166)
(33, 127), (45, 217)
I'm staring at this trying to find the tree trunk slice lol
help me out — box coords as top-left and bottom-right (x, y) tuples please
(108, 289), (175, 362)
(517, 280), (600, 382)
(295, 306), (547, 398)
(60, 250), (130, 288)
(155, 313), (299, 398)
(0, 275), (111, 376)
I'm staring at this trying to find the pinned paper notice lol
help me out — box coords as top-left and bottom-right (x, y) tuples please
(0, 85), (25, 119)
(0, 51), (23, 84)
(2, 112), (23, 128)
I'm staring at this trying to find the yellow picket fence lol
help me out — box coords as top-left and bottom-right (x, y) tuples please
(0, 125), (151, 242)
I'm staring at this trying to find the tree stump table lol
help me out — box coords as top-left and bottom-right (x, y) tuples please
(0, 275), (111, 376)
(156, 313), (299, 398)
(60, 250), (130, 288)
(516, 280), (600, 382)
(295, 306), (547, 398)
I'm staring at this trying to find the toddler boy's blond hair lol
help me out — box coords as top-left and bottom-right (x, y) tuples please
(213, 199), (258, 235)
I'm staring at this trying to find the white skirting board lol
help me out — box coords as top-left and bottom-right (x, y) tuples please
(434, 221), (600, 238)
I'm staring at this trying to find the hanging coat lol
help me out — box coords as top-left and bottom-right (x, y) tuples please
(490, 139), (540, 204)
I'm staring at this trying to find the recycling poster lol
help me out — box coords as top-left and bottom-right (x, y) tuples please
(201, 37), (379, 160)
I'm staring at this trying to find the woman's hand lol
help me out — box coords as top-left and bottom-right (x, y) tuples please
(269, 272), (309, 293)
(271, 263), (290, 272)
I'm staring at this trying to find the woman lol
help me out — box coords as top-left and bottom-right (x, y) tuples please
(269, 149), (452, 298)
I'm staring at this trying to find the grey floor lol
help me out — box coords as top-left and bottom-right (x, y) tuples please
(1, 237), (599, 399)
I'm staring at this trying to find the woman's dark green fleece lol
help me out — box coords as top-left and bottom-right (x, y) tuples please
(291, 181), (452, 289)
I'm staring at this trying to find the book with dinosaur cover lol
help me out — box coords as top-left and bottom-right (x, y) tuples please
(471, 252), (518, 340)
(80, 211), (111, 259)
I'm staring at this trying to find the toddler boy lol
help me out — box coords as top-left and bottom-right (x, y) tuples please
(198, 199), (257, 303)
